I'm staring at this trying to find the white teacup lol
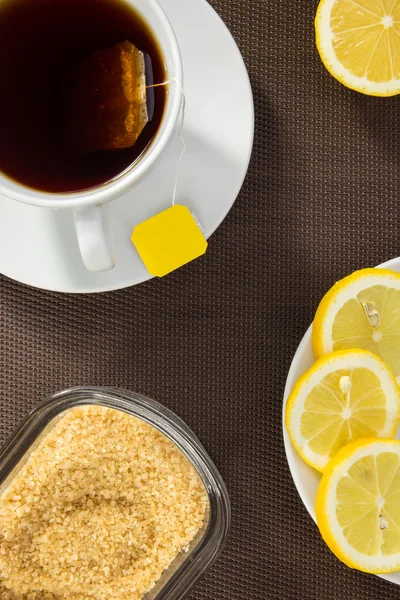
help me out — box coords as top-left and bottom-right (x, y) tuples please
(0, 0), (182, 273)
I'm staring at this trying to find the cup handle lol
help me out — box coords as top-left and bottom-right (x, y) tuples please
(74, 205), (116, 272)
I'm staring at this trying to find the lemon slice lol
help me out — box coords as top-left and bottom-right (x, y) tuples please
(315, 0), (400, 96)
(286, 349), (400, 471)
(316, 439), (400, 573)
(313, 269), (400, 381)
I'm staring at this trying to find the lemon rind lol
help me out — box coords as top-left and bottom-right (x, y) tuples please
(315, 0), (400, 97)
(312, 268), (400, 359)
(316, 439), (400, 573)
(286, 349), (400, 472)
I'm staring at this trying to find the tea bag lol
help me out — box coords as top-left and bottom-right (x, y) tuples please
(66, 41), (148, 155)
(131, 206), (208, 277)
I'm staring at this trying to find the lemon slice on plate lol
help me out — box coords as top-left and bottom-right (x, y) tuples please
(286, 349), (400, 471)
(317, 439), (400, 573)
(313, 269), (400, 381)
(315, 0), (400, 96)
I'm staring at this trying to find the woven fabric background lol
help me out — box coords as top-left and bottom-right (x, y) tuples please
(2, 0), (400, 598)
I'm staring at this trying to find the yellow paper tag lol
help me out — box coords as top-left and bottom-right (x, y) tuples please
(131, 205), (208, 277)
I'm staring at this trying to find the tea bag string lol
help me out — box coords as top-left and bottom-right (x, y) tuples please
(146, 78), (186, 206)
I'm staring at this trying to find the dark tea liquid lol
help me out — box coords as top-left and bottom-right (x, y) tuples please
(0, 0), (166, 193)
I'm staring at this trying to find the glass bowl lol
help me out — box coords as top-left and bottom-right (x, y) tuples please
(0, 387), (230, 600)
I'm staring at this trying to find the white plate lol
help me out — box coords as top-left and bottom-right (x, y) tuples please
(282, 256), (400, 585)
(0, 0), (254, 293)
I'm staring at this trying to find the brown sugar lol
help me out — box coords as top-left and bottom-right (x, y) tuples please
(0, 406), (207, 600)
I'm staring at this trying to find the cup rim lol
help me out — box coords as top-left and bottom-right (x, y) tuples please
(0, 0), (183, 210)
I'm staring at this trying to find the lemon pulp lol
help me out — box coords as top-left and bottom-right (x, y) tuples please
(332, 285), (400, 377)
(330, 0), (400, 84)
(302, 367), (388, 462)
(336, 451), (400, 557)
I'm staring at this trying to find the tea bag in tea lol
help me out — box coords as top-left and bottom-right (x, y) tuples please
(66, 41), (148, 155)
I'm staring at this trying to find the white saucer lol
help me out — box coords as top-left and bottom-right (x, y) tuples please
(282, 256), (400, 585)
(0, 0), (254, 293)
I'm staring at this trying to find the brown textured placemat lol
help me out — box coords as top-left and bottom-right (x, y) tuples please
(2, 0), (400, 598)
